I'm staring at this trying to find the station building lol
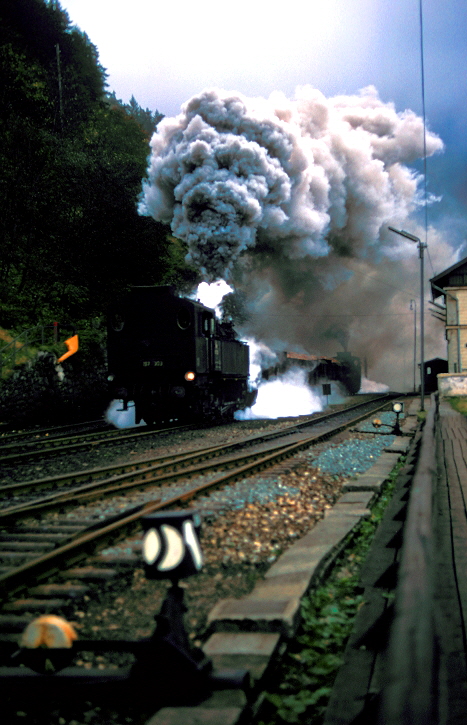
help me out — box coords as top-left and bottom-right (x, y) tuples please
(430, 257), (467, 396)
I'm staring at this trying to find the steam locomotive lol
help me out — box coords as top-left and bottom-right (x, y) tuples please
(107, 286), (255, 425)
(262, 350), (362, 396)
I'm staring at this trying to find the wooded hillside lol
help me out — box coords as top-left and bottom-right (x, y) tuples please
(0, 0), (198, 333)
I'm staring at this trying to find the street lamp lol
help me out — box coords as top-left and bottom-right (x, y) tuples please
(388, 226), (427, 411)
(410, 299), (417, 393)
(392, 401), (404, 435)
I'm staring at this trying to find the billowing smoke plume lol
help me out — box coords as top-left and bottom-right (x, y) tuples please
(140, 85), (442, 279)
(140, 86), (455, 390)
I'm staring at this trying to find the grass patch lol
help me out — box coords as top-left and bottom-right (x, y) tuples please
(257, 458), (405, 724)
(446, 396), (467, 415)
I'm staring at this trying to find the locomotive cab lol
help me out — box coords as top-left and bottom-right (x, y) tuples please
(107, 286), (251, 424)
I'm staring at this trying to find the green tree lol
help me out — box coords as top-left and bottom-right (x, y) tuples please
(0, 0), (195, 332)
(108, 92), (164, 138)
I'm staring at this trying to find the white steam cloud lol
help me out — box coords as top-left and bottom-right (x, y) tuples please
(359, 377), (390, 393)
(106, 400), (145, 428)
(195, 280), (233, 316)
(139, 86), (455, 391)
(140, 85), (443, 281)
(235, 366), (324, 420)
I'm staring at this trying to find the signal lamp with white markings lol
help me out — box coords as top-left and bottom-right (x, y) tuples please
(391, 401), (404, 435)
(141, 510), (203, 580)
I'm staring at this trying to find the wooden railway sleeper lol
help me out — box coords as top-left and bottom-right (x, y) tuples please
(0, 566), (252, 707)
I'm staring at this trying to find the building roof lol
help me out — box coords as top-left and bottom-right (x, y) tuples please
(284, 351), (339, 364)
(430, 256), (467, 298)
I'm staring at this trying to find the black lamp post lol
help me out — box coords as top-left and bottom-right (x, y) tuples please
(410, 299), (417, 393)
(392, 401), (404, 435)
(134, 510), (214, 701)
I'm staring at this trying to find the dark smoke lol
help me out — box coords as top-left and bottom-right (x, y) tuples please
(139, 86), (456, 389)
(324, 322), (350, 352)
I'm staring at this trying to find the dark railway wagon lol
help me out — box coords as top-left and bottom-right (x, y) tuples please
(107, 286), (254, 424)
(262, 350), (362, 396)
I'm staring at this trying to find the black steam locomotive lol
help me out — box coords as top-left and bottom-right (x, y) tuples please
(107, 286), (255, 424)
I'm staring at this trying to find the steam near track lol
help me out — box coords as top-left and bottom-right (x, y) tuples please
(139, 86), (456, 390)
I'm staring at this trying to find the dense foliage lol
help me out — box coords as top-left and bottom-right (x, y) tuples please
(107, 92), (164, 138)
(0, 0), (198, 334)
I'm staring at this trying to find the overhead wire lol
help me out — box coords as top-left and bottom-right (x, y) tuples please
(419, 0), (436, 278)
(347, 265), (418, 300)
(253, 311), (421, 319)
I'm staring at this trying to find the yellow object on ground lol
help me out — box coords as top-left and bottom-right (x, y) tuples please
(21, 615), (78, 648)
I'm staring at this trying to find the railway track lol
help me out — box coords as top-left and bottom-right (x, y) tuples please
(0, 418), (110, 446)
(1, 396), (396, 519)
(0, 394), (397, 602)
(0, 393), (415, 725)
(0, 419), (200, 466)
(0, 394), (390, 467)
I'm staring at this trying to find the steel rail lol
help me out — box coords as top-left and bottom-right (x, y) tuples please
(0, 419), (110, 447)
(0, 396), (397, 520)
(0, 415), (311, 498)
(0, 393), (395, 499)
(0, 397), (399, 597)
(0, 422), (196, 465)
(0, 394), (392, 465)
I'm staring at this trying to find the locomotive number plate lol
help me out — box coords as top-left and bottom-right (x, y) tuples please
(142, 360), (164, 367)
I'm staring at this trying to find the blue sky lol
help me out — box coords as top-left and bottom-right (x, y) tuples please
(59, 0), (467, 252)
(56, 0), (467, 387)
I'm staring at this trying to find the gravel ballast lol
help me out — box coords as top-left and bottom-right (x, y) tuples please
(3, 401), (409, 725)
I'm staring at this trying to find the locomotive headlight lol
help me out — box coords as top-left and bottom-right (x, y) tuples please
(184, 371), (196, 381)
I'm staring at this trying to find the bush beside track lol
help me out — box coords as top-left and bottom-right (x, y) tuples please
(0, 332), (108, 427)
